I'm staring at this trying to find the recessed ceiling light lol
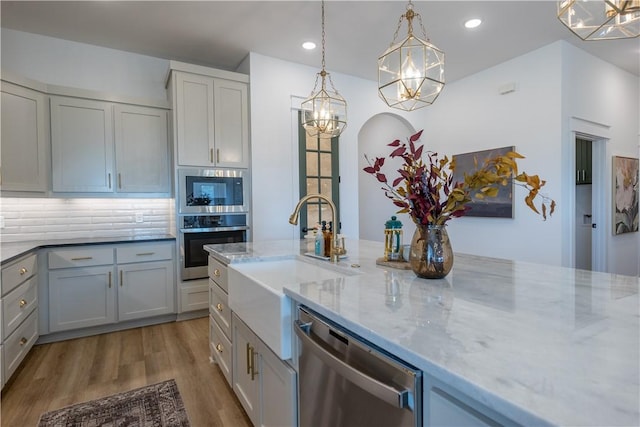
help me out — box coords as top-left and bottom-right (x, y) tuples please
(302, 41), (316, 50)
(464, 18), (482, 29)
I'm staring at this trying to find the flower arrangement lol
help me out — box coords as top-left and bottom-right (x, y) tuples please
(363, 130), (555, 228)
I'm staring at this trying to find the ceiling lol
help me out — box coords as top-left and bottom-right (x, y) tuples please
(1, 1), (638, 84)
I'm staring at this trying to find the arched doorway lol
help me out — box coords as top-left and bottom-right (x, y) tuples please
(357, 113), (415, 241)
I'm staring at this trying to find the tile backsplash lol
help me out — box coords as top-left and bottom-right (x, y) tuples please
(0, 198), (174, 243)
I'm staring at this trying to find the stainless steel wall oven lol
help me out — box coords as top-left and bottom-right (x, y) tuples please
(179, 213), (248, 281)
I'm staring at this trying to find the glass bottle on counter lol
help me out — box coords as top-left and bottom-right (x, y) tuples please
(323, 221), (332, 258)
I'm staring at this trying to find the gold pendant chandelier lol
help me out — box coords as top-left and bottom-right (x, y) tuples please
(301, 0), (347, 138)
(558, 0), (640, 40)
(378, 0), (445, 111)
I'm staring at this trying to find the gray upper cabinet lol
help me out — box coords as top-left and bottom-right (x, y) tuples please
(0, 82), (48, 192)
(50, 96), (114, 192)
(51, 96), (170, 194)
(171, 68), (249, 168)
(114, 104), (169, 193)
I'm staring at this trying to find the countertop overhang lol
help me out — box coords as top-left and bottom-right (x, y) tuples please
(205, 238), (640, 427)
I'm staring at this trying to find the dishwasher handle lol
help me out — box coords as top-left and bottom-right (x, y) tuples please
(294, 319), (411, 409)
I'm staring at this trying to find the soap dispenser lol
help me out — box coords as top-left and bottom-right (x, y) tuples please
(324, 221), (333, 258)
(315, 222), (325, 256)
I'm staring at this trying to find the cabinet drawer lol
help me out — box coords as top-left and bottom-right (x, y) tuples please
(209, 279), (231, 338)
(1, 253), (37, 295)
(4, 309), (38, 382)
(208, 256), (228, 292)
(116, 243), (173, 264)
(210, 314), (232, 386)
(49, 247), (114, 269)
(3, 276), (37, 338)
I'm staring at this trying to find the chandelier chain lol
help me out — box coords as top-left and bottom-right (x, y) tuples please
(321, 0), (326, 72)
(389, 0), (430, 46)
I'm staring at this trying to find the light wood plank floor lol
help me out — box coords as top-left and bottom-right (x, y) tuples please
(0, 317), (252, 427)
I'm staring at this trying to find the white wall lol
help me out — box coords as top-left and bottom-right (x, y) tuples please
(246, 52), (414, 242)
(413, 43), (565, 266)
(562, 42), (640, 276)
(1, 28), (169, 100)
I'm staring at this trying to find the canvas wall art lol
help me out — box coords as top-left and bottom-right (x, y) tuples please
(452, 146), (515, 218)
(613, 156), (639, 235)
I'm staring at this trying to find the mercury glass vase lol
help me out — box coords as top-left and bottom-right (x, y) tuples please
(409, 225), (453, 279)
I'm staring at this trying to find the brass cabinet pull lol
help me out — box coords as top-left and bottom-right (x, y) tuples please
(19, 299), (27, 308)
(136, 252), (155, 256)
(210, 148), (214, 163)
(108, 271), (112, 288)
(216, 303), (223, 312)
(108, 173), (112, 189)
(19, 337), (27, 346)
(246, 342), (251, 375)
(19, 267), (28, 275)
(71, 256), (93, 261)
(120, 270), (123, 287)
(250, 346), (258, 381)
(118, 173), (122, 189)
(213, 269), (221, 277)
(216, 343), (223, 353)
(216, 148), (220, 164)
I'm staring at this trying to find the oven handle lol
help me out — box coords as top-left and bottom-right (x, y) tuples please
(180, 226), (250, 233)
(294, 320), (410, 409)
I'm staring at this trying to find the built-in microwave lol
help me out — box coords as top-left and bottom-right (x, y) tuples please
(178, 168), (249, 214)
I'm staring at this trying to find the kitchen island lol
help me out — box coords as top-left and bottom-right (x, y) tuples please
(206, 238), (639, 427)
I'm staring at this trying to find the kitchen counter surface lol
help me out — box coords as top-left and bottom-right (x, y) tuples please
(205, 238), (640, 427)
(1, 234), (176, 265)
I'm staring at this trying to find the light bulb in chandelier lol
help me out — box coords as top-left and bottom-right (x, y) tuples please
(398, 49), (423, 100)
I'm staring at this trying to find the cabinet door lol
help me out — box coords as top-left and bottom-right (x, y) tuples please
(114, 104), (170, 193)
(232, 314), (260, 426)
(213, 79), (249, 168)
(117, 260), (175, 321)
(51, 96), (114, 192)
(259, 341), (297, 427)
(0, 83), (48, 192)
(49, 265), (116, 332)
(174, 72), (215, 167)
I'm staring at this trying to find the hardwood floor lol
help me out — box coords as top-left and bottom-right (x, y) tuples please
(0, 317), (252, 427)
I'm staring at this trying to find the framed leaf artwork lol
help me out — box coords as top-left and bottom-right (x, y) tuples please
(613, 156), (639, 235)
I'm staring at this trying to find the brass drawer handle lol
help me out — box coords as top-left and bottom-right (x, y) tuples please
(136, 252), (155, 256)
(213, 269), (221, 277)
(19, 299), (27, 308)
(216, 343), (223, 353)
(19, 337), (27, 346)
(71, 256), (93, 261)
(216, 303), (223, 312)
(19, 267), (28, 275)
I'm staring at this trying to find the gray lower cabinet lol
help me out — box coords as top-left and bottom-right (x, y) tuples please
(47, 242), (175, 334)
(1, 252), (39, 388)
(232, 313), (296, 427)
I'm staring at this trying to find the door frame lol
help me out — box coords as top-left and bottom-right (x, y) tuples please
(566, 117), (609, 272)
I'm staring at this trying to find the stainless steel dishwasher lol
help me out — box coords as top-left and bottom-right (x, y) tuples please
(295, 306), (422, 427)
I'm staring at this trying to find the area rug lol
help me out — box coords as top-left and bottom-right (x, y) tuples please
(37, 379), (190, 427)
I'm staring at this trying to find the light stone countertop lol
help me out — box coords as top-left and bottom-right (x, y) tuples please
(204, 238), (640, 427)
(1, 234), (176, 265)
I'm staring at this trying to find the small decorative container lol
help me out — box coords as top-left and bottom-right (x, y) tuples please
(384, 216), (403, 261)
